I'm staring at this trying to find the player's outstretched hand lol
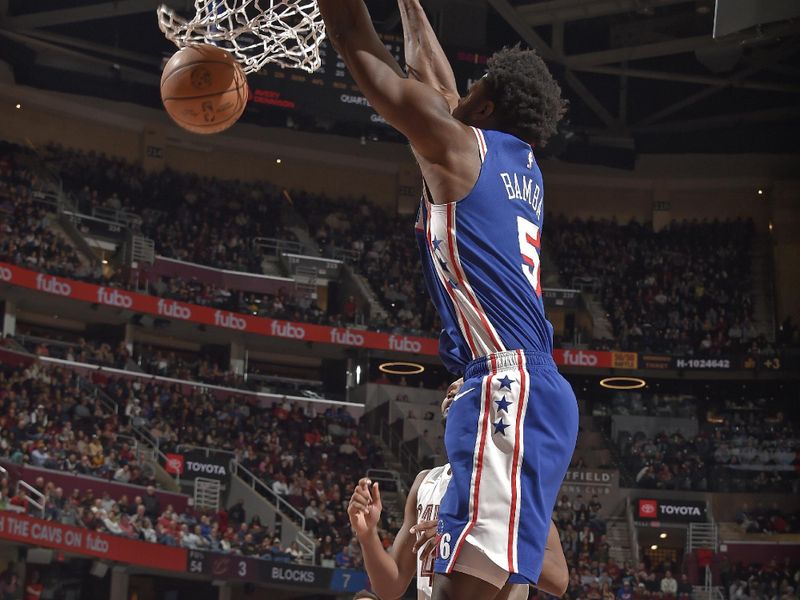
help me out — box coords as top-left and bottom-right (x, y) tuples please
(347, 477), (383, 539)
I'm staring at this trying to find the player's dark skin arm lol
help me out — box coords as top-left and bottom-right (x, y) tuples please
(396, 0), (460, 111)
(348, 473), (433, 599)
(317, 0), (483, 204)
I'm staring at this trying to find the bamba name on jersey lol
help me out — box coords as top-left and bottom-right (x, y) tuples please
(500, 172), (542, 220)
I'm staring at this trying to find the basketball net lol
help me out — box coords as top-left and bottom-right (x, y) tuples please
(157, 0), (326, 74)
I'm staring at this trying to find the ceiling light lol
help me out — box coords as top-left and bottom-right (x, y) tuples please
(660, 533), (668, 539)
(378, 362), (425, 375)
(650, 544), (658, 550)
(15, 104), (21, 109)
(600, 377), (646, 390)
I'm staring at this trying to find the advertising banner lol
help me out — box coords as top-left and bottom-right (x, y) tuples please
(2, 263), (766, 372)
(0, 511), (186, 571)
(639, 354), (673, 370)
(164, 453), (184, 476)
(177, 450), (231, 482)
(636, 498), (707, 523)
(553, 349), (613, 369)
(0, 263), (438, 356)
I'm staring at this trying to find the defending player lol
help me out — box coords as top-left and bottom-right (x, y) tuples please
(347, 381), (569, 600)
(317, 0), (578, 598)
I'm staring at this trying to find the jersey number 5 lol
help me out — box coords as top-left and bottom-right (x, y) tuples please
(517, 216), (542, 298)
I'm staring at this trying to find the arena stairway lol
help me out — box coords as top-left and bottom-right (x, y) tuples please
(571, 415), (613, 469)
(57, 352), (319, 560)
(583, 293), (614, 342)
(277, 190), (389, 323)
(605, 516), (635, 565)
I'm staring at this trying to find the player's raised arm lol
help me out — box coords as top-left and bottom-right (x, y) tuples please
(397, 0), (460, 111)
(347, 473), (429, 599)
(317, 0), (466, 162)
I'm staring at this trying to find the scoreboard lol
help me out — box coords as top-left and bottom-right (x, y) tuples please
(247, 33), (488, 129)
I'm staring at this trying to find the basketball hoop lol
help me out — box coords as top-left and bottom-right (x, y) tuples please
(157, 0), (326, 74)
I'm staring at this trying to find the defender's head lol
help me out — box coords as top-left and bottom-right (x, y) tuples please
(452, 45), (567, 148)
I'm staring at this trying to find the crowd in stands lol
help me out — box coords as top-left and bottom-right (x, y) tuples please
(2, 143), (786, 355)
(293, 192), (439, 335)
(0, 360), (375, 567)
(553, 492), (693, 600)
(45, 144), (295, 274)
(721, 558), (800, 600)
(0, 466), (310, 563)
(0, 363), (156, 487)
(599, 392), (696, 419)
(107, 372), (379, 566)
(18, 330), (333, 399)
(547, 217), (768, 357)
(24, 336), (132, 370)
(0, 148), (91, 281)
(617, 404), (798, 493)
(735, 505), (800, 535)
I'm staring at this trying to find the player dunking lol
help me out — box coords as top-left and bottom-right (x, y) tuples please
(347, 381), (569, 600)
(317, 0), (578, 598)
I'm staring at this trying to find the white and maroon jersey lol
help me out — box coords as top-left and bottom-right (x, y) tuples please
(416, 465), (452, 600)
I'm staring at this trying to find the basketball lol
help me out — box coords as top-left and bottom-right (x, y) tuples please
(160, 44), (248, 135)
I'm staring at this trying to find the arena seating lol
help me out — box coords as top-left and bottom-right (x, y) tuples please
(2, 143), (780, 355)
(293, 192), (439, 335)
(547, 216), (762, 356)
(618, 412), (800, 493)
(554, 494), (694, 600)
(0, 359), (377, 566)
(720, 558), (799, 600)
(0, 363), (156, 487)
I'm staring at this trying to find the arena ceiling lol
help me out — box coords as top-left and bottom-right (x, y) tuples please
(0, 0), (799, 162)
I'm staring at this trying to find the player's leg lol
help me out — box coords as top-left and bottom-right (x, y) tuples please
(535, 522), (569, 597)
(497, 583), (531, 600)
(431, 571), (506, 600)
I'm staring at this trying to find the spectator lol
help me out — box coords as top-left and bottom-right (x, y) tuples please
(143, 485), (160, 519)
(660, 570), (678, 596)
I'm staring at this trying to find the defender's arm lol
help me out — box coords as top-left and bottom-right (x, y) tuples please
(397, 0), (460, 110)
(317, 0), (466, 162)
(354, 472), (428, 599)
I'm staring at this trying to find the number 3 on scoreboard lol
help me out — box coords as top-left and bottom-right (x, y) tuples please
(517, 216), (542, 297)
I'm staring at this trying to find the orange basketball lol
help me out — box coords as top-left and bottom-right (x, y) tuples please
(160, 44), (248, 134)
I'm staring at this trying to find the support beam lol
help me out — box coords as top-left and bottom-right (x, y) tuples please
(564, 34), (713, 68)
(486, 0), (622, 131)
(564, 20), (800, 68)
(552, 21), (564, 56)
(0, 30), (158, 82)
(485, 0), (557, 62)
(618, 63), (628, 126)
(573, 65), (800, 94)
(563, 70), (619, 129)
(633, 106), (800, 134)
(20, 29), (161, 68)
(635, 39), (800, 127)
(6, 0), (161, 30)
(517, 0), (692, 27)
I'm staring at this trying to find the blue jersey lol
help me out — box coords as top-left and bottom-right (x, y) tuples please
(414, 127), (553, 374)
